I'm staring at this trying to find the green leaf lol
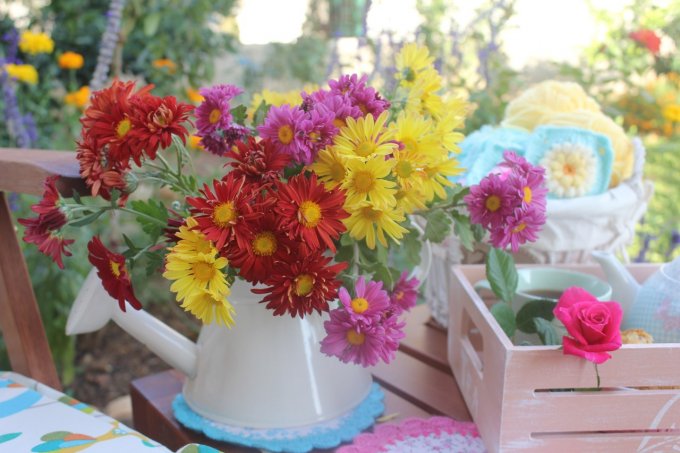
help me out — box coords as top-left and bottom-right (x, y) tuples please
(143, 13), (161, 36)
(252, 100), (270, 127)
(145, 249), (166, 277)
(490, 302), (516, 338)
(423, 210), (452, 242)
(472, 223), (487, 242)
(401, 227), (422, 268)
(451, 212), (474, 251)
(334, 243), (354, 265)
(69, 209), (105, 227)
(71, 189), (82, 204)
(485, 248), (518, 304)
(369, 262), (395, 289)
(340, 233), (354, 247)
(129, 200), (169, 240)
(534, 318), (560, 345)
(230, 105), (247, 125)
(516, 300), (556, 333)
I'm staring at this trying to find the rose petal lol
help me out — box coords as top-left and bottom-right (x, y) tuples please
(563, 336), (613, 364)
(555, 286), (599, 311)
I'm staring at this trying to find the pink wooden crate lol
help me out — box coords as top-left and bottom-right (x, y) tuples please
(447, 264), (680, 452)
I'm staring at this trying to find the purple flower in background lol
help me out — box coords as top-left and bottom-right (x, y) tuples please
(339, 276), (390, 324)
(2, 27), (36, 148)
(297, 105), (337, 163)
(464, 173), (516, 229)
(195, 84), (242, 136)
(390, 271), (419, 313)
(328, 73), (390, 117)
(257, 104), (306, 159)
(199, 124), (249, 157)
(302, 90), (362, 127)
(491, 208), (545, 253)
(90, 0), (126, 91)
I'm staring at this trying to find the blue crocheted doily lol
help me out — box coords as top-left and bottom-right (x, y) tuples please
(172, 383), (384, 453)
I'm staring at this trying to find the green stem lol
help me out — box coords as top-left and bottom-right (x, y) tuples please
(595, 363), (601, 389)
(116, 207), (168, 226)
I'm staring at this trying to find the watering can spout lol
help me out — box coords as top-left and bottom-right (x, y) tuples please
(66, 269), (198, 378)
(591, 251), (641, 313)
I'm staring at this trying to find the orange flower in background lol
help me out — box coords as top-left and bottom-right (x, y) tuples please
(64, 86), (90, 108)
(188, 134), (204, 150)
(186, 87), (204, 103)
(663, 104), (680, 122)
(152, 58), (177, 73)
(629, 29), (661, 55)
(88, 236), (141, 312)
(58, 51), (84, 70)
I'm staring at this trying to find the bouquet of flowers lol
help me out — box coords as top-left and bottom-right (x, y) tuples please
(19, 43), (546, 367)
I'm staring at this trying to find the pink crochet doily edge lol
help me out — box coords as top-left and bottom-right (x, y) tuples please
(337, 416), (482, 452)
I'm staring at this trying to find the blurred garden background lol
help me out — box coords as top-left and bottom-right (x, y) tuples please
(1, 0), (679, 413)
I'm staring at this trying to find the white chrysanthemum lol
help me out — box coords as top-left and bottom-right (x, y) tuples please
(540, 143), (597, 198)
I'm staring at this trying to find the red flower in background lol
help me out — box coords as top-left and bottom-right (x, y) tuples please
(275, 173), (348, 253)
(76, 134), (129, 203)
(18, 176), (73, 269)
(129, 95), (194, 164)
(225, 137), (292, 185)
(629, 29), (661, 55)
(87, 236), (141, 312)
(80, 80), (152, 165)
(253, 251), (347, 317)
(186, 174), (264, 250)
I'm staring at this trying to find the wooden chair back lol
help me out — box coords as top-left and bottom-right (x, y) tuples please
(0, 148), (87, 390)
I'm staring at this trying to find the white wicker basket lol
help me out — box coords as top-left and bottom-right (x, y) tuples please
(426, 138), (653, 327)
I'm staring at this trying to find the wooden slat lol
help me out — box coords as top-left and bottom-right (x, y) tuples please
(372, 349), (471, 421)
(0, 192), (61, 390)
(400, 305), (450, 373)
(0, 148), (87, 196)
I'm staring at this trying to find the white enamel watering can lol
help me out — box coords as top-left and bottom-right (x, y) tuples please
(592, 251), (680, 343)
(67, 239), (432, 428)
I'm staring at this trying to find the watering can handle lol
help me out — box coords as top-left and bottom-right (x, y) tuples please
(408, 218), (433, 288)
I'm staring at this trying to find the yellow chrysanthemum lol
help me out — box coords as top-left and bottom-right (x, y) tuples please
(341, 156), (396, 209)
(395, 43), (434, 87)
(181, 289), (235, 327)
(308, 147), (349, 189)
(391, 149), (425, 190)
(405, 69), (444, 117)
(343, 202), (408, 249)
(4, 64), (38, 85)
(152, 58), (177, 73)
(434, 109), (466, 153)
(163, 251), (229, 302)
(172, 217), (217, 258)
(419, 157), (462, 202)
(186, 87), (204, 103)
(395, 188), (427, 214)
(333, 111), (397, 159)
(58, 51), (84, 70)
(64, 86), (90, 108)
(19, 31), (54, 55)
(663, 104), (680, 122)
(388, 110), (441, 159)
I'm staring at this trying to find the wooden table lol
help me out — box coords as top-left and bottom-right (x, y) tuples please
(130, 305), (471, 452)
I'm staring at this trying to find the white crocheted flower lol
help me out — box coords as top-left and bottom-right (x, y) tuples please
(540, 142), (597, 197)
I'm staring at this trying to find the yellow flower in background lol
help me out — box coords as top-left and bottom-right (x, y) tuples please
(4, 64), (38, 84)
(333, 112), (396, 159)
(341, 155), (397, 209)
(188, 135), (204, 150)
(663, 104), (680, 122)
(186, 87), (204, 103)
(64, 86), (90, 108)
(19, 31), (54, 55)
(391, 149), (426, 190)
(163, 250), (229, 302)
(152, 58), (177, 73)
(388, 110), (440, 158)
(343, 201), (408, 249)
(405, 69), (444, 117)
(395, 43), (434, 87)
(308, 147), (348, 189)
(434, 106), (466, 153)
(419, 157), (461, 203)
(58, 51), (84, 70)
(395, 188), (427, 214)
(181, 289), (235, 327)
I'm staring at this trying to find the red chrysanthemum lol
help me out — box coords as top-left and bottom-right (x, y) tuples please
(87, 236), (141, 312)
(80, 79), (152, 166)
(226, 212), (294, 283)
(18, 176), (73, 269)
(76, 133), (130, 203)
(186, 174), (264, 250)
(129, 95), (194, 164)
(224, 137), (292, 185)
(252, 251), (347, 318)
(275, 173), (348, 253)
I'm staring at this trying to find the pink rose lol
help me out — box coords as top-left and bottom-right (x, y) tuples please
(553, 287), (623, 364)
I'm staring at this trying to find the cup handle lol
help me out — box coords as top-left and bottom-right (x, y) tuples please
(473, 280), (493, 294)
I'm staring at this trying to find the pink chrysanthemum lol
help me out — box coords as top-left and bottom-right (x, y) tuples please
(464, 173), (516, 229)
(328, 74), (390, 117)
(320, 308), (388, 367)
(199, 124), (249, 156)
(297, 106), (337, 164)
(302, 90), (362, 128)
(509, 171), (548, 212)
(195, 84), (242, 136)
(257, 104), (306, 159)
(390, 271), (419, 313)
(339, 276), (390, 323)
(380, 312), (406, 361)
(491, 208), (546, 253)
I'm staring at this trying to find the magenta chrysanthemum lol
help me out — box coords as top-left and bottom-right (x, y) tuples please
(257, 104), (306, 159)
(464, 173), (515, 230)
(491, 208), (546, 252)
(328, 74), (390, 117)
(320, 308), (388, 367)
(302, 90), (362, 127)
(390, 271), (419, 313)
(297, 106), (337, 164)
(339, 276), (390, 323)
(195, 84), (242, 136)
